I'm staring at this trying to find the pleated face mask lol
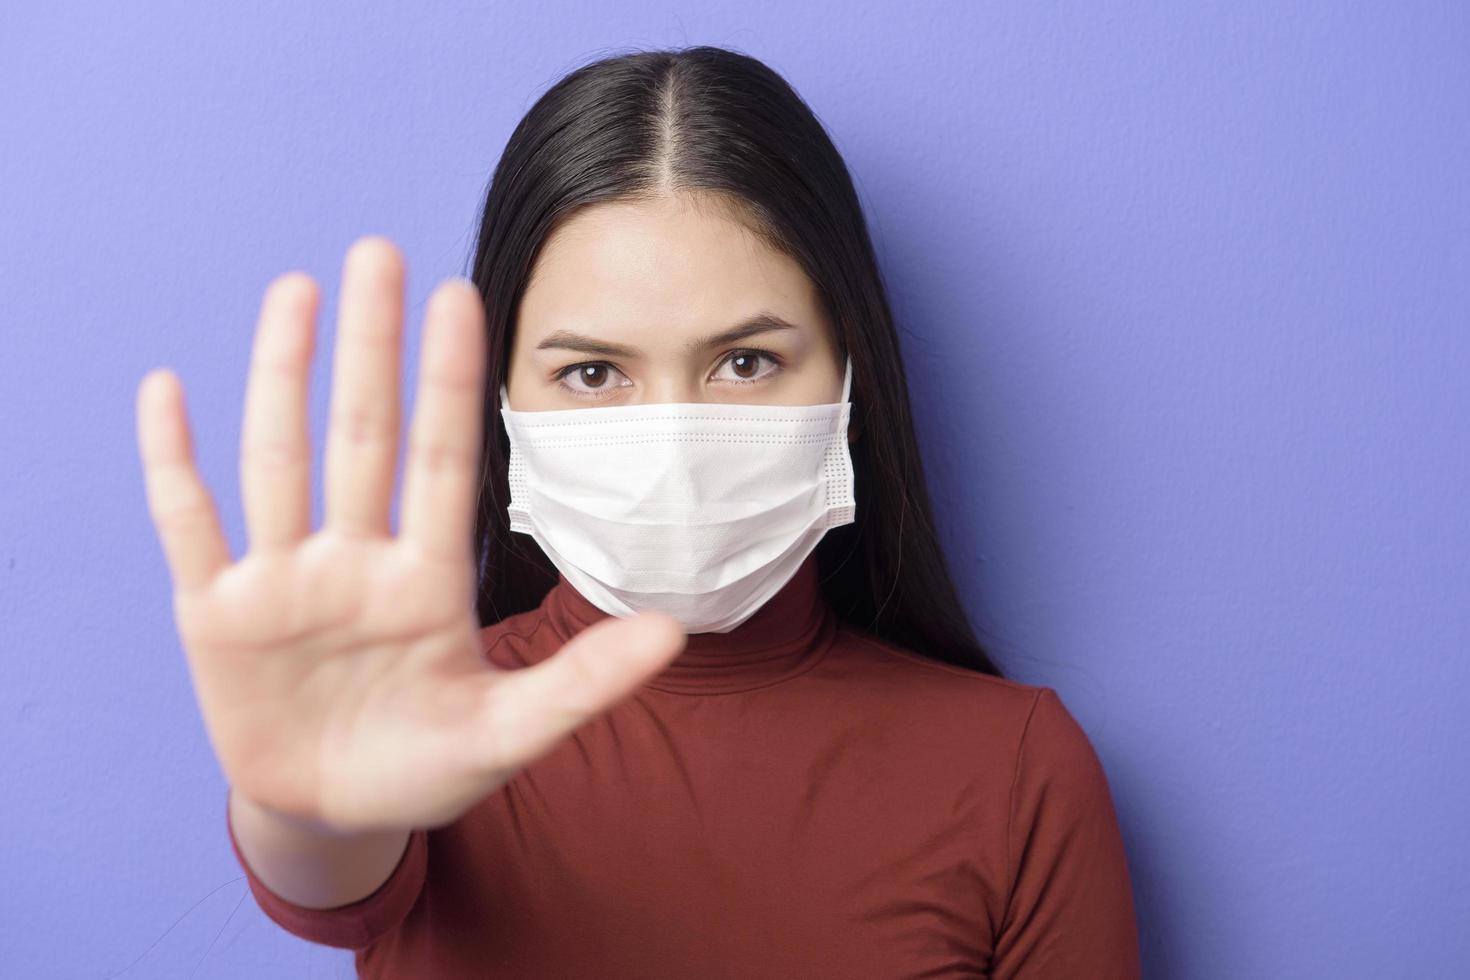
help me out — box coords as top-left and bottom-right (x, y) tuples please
(499, 357), (856, 633)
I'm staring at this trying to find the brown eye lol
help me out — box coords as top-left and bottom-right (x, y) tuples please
(556, 361), (631, 398)
(712, 350), (781, 385)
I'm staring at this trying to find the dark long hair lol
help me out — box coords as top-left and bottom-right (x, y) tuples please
(464, 45), (1002, 679)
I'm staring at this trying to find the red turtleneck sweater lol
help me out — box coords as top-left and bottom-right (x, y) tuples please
(226, 555), (1141, 977)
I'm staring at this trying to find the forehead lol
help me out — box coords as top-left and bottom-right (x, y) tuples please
(517, 191), (823, 345)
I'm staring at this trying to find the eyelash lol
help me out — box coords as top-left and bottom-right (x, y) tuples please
(552, 349), (785, 399)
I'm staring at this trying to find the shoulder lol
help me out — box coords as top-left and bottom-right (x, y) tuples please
(827, 624), (1050, 724)
(828, 626), (1109, 790)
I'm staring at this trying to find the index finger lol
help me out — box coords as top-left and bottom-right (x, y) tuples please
(398, 278), (487, 564)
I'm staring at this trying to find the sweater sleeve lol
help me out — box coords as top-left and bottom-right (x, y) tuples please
(225, 792), (428, 950)
(990, 687), (1142, 980)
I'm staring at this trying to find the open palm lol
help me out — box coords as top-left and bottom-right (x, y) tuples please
(135, 237), (685, 836)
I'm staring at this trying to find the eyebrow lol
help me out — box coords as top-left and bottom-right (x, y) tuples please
(534, 311), (799, 359)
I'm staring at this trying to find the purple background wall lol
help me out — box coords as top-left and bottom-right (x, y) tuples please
(2, 2), (1466, 977)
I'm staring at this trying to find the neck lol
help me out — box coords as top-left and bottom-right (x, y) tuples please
(539, 554), (838, 695)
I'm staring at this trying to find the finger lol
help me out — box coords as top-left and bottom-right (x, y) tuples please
(399, 279), (487, 564)
(136, 369), (232, 592)
(323, 236), (405, 539)
(240, 273), (318, 553)
(467, 612), (687, 769)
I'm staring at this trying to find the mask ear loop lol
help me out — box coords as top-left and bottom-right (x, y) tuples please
(499, 383), (511, 413)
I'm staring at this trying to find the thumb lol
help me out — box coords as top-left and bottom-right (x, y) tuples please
(470, 610), (687, 768)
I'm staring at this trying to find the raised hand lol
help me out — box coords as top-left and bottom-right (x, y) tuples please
(135, 236), (685, 836)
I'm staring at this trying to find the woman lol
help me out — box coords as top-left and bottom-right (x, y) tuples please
(135, 45), (1141, 978)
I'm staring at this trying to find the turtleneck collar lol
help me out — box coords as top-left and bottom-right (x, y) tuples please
(538, 554), (839, 695)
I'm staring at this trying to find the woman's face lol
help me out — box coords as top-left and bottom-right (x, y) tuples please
(506, 190), (844, 412)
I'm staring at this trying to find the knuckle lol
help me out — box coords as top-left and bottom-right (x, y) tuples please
(152, 496), (217, 535)
(558, 648), (608, 712)
(407, 437), (471, 475)
(473, 707), (509, 770)
(349, 320), (399, 351)
(252, 354), (298, 382)
(424, 365), (482, 395)
(241, 437), (305, 473)
(330, 405), (394, 447)
(252, 349), (304, 382)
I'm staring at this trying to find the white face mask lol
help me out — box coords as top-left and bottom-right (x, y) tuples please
(499, 358), (856, 633)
